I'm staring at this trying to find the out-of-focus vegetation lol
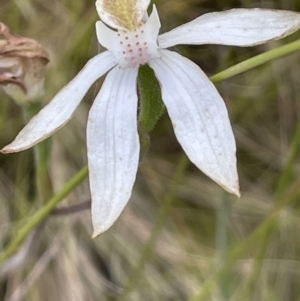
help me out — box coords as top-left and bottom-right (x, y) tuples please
(1, 0), (300, 300)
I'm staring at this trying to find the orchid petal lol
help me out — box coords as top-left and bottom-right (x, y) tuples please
(87, 66), (139, 237)
(159, 9), (300, 48)
(149, 50), (239, 196)
(2, 51), (116, 153)
(95, 0), (150, 30)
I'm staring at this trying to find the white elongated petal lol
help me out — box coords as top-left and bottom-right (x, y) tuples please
(2, 51), (116, 153)
(95, 0), (150, 30)
(149, 50), (239, 196)
(159, 9), (300, 48)
(87, 66), (139, 237)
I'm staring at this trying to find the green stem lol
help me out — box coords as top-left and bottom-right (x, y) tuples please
(23, 103), (53, 202)
(210, 39), (300, 83)
(0, 166), (88, 266)
(117, 155), (190, 301)
(216, 191), (231, 300)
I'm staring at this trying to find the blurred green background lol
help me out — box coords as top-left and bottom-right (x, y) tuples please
(1, 0), (300, 300)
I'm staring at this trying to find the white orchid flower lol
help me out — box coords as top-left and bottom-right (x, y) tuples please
(2, 0), (300, 236)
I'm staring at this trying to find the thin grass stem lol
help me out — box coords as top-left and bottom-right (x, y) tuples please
(275, 121), (300, 198)
(0, 166), (88, 265)
(216, 191), (231, 300)
(22, 103), (53, 203)
(210, 39), (300, 83)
